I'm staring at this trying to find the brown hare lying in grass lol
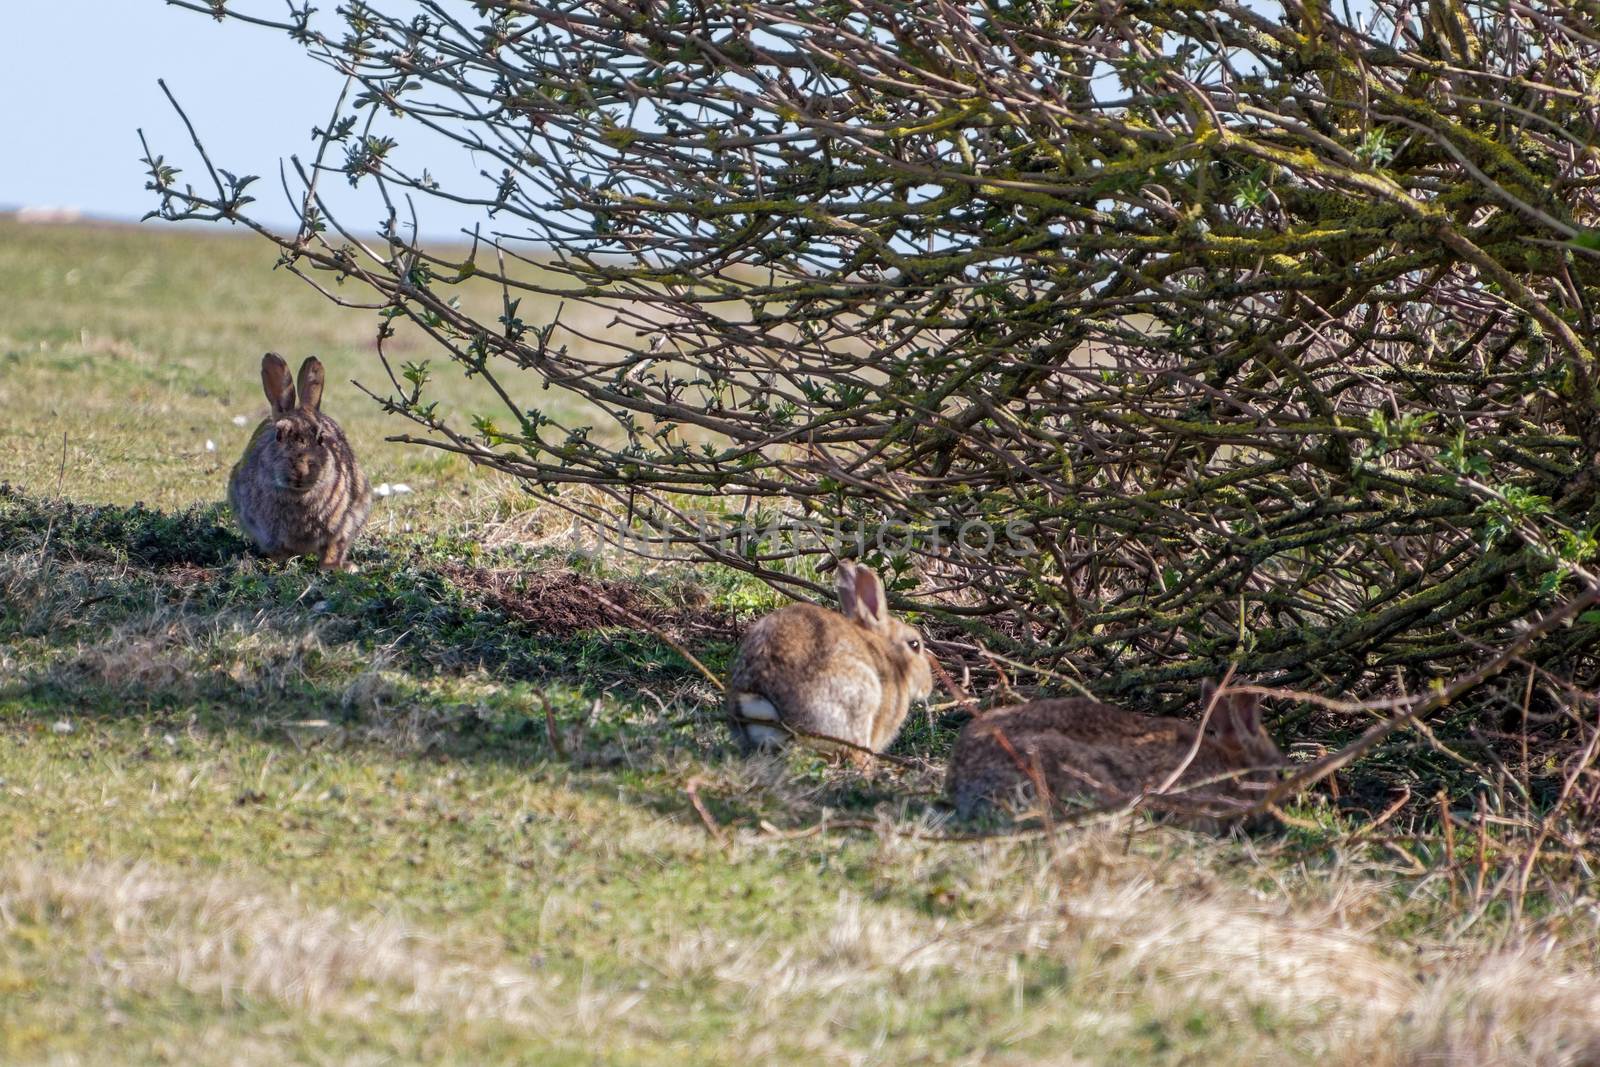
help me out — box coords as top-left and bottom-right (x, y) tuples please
(229, 353), (371, 572)
(946, 681), (1283, 828)
(725, 561), (934, 763)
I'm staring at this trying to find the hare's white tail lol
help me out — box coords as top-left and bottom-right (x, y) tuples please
(733, 692), (787, 748)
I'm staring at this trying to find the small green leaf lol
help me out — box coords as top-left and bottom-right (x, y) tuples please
(1570, 230), (1600, 252)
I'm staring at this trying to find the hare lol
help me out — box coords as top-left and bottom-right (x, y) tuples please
(725, 561), (934, 760)
(228, 353), (371, 571)
(946, 681), (1283, 826)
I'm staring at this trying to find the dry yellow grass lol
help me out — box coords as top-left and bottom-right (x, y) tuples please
(7, 826), (1600, 1066)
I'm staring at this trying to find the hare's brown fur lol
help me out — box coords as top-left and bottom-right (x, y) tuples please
(229, 353), (371, 571)
(946, 686), (1282, 827)
(725, 562), (933, 759)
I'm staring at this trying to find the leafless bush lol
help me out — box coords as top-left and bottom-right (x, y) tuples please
(146, 2), (1600, 784)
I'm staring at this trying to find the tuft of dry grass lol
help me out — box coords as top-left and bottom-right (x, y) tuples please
(50, 603), (327, 705)
(0, 860), (573, 1027)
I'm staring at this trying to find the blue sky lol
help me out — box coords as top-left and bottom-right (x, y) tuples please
(3, 3), (487, 239)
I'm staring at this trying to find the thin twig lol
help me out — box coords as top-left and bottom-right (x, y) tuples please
(685, 776), (728, 850)
(537, 690), (566, 760)
(588, 590), (726, 692)
(36, 431), (68, 566)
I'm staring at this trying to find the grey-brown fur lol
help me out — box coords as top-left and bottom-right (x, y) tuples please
(946, 683), (1283, 827)
(725, 562), (934, 759)
(228, 353), (371, 571)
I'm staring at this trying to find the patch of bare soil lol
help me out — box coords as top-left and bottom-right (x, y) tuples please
(437, 562), (736, 640)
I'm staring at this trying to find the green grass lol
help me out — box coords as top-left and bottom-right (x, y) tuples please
(5, 217), (1600, 1066)
(0, 215), (587, 523)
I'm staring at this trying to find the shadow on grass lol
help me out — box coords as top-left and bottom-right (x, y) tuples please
(0, 486), (953, 829)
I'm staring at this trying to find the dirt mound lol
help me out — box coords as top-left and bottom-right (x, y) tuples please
(437, 562), (735, 640)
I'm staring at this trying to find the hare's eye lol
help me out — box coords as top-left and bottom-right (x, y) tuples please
(906, 638), (921, 652)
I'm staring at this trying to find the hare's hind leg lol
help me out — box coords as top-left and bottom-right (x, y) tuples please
(318, 535), (356, 572)
(730, 693), (788, 751)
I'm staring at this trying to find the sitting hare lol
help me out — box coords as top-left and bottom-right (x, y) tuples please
(947, 681), (1283, 826)
(229, 353), (371, 571)
(726, 561), (934, 760)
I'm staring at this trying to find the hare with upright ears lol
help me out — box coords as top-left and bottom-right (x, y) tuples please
(229, 353), (371, 571)
(726, 561), (935, 760)
(946, 680), (1283, 826)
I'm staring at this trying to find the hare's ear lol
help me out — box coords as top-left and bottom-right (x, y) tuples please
(1201, 678), (1236, 738)
(834, 561), (860, 617)
(1225, 691), (1263, 736)
(1211, 690), (1262, 739)
(261, 353), (295, 415)
(848, 566), (889, 630)
(296, 356), (325, 413)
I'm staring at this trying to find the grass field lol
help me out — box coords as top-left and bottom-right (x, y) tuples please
(5, 216), (1600, 1065)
